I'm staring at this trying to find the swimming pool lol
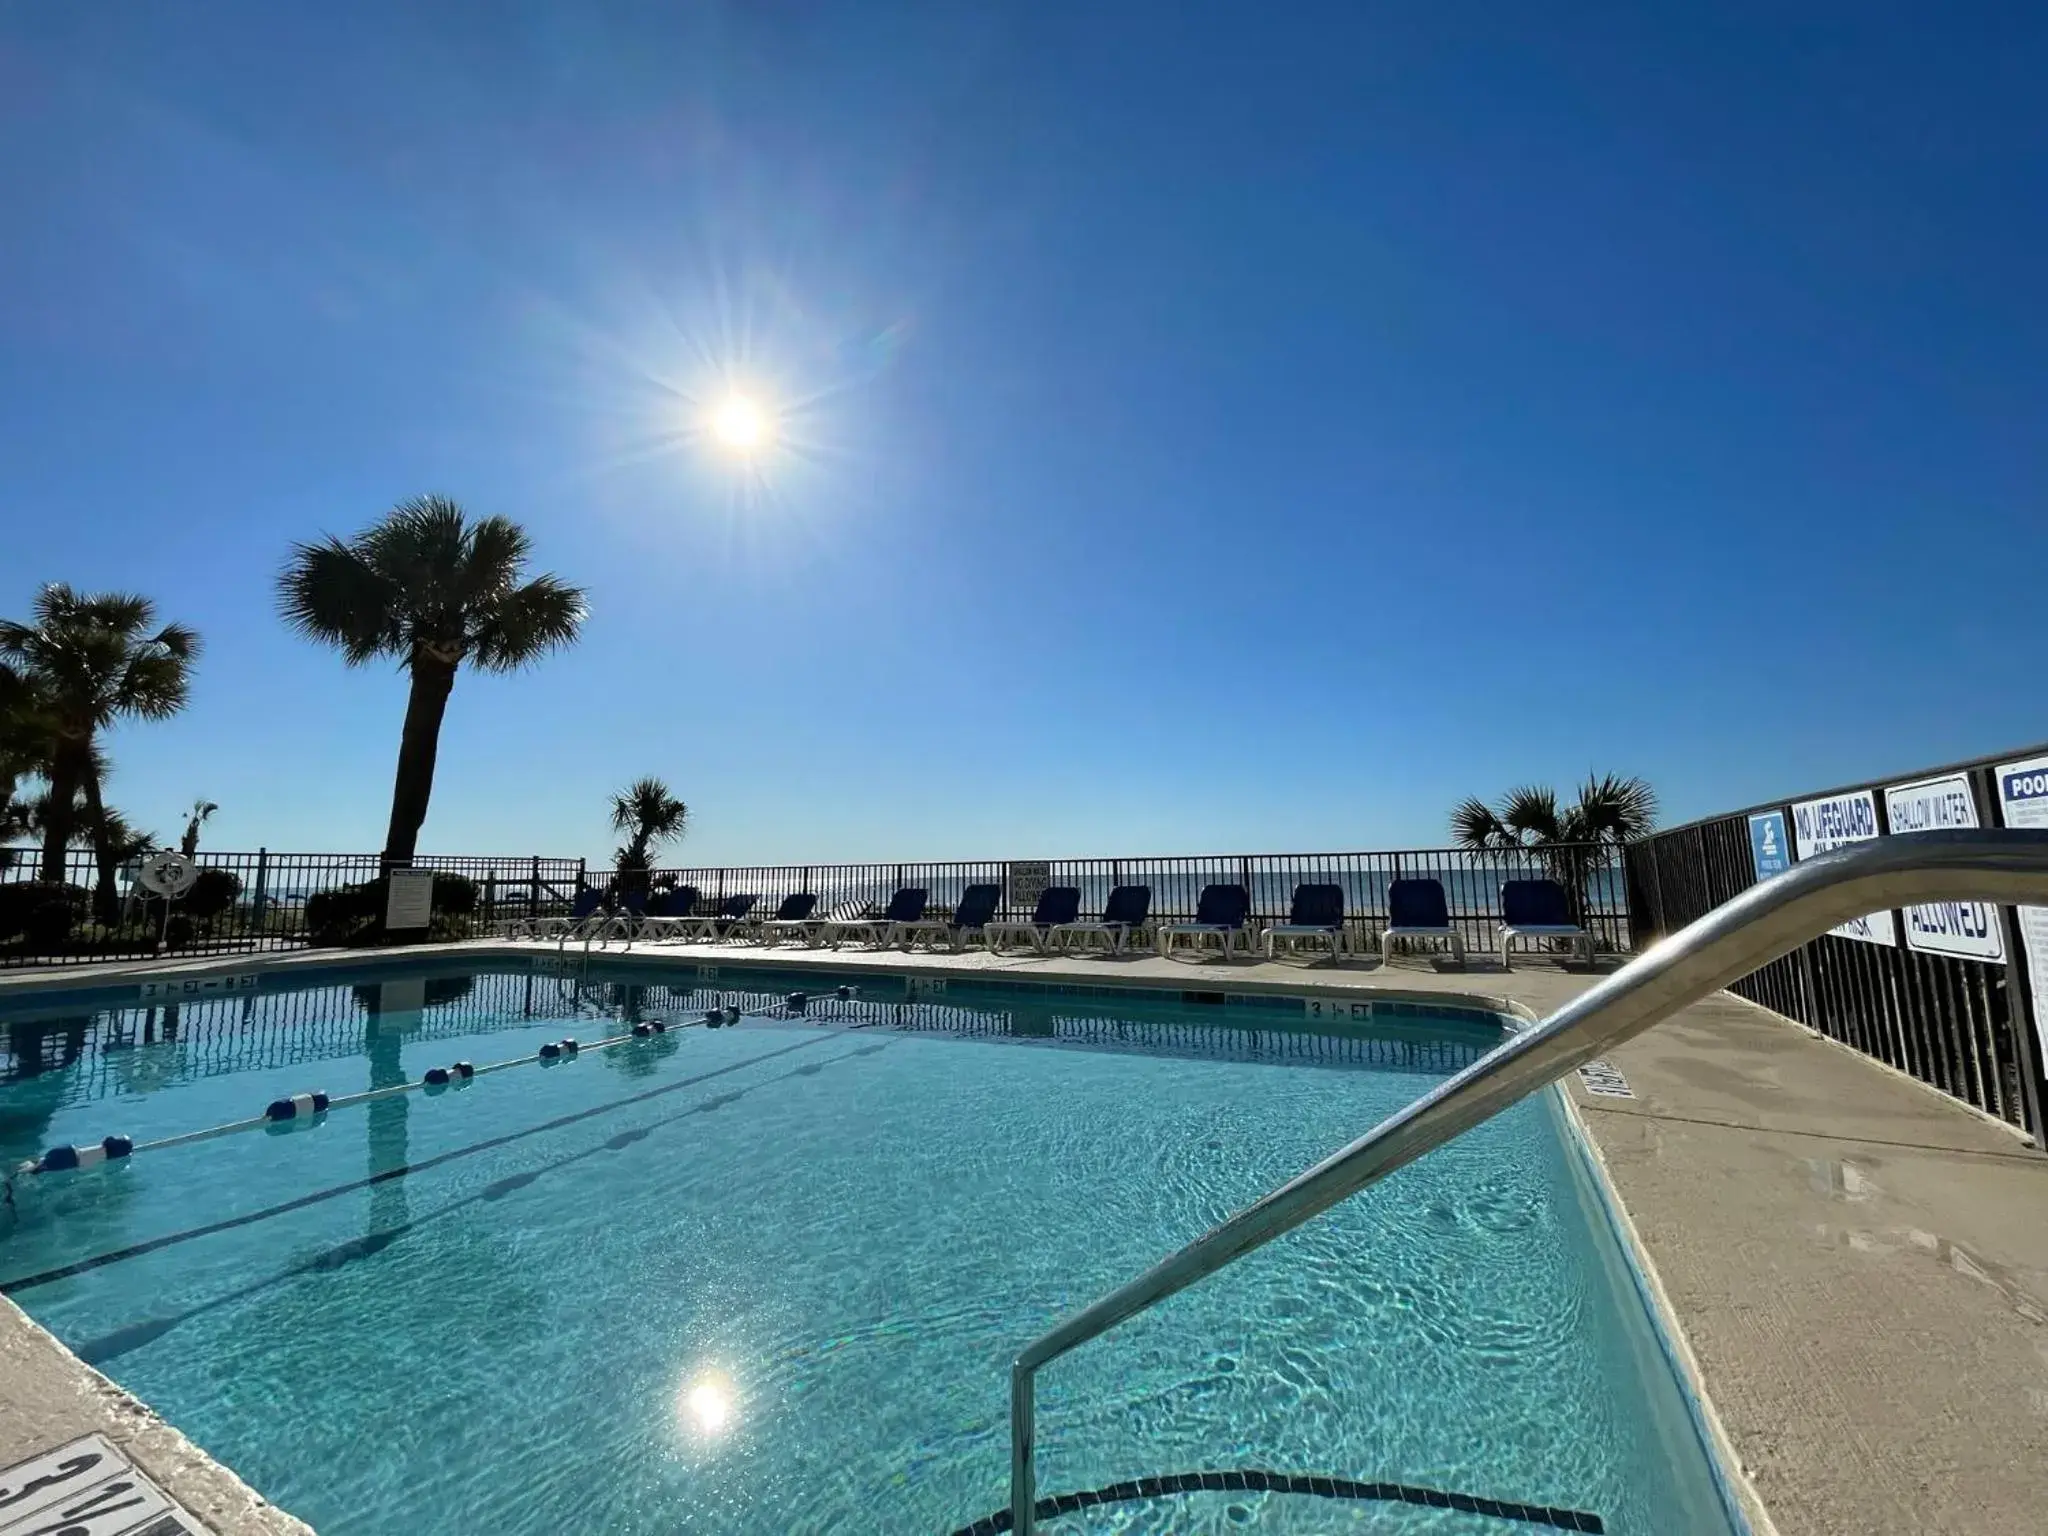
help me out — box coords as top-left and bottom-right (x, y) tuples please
(0, 960), (1739, 1534)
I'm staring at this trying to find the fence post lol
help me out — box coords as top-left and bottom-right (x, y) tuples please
(529, 855), (541, 921)
(252, 848), (270, 945)
(575, 857), (586, 898)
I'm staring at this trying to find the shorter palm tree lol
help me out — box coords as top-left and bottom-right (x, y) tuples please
(1451, 773), (1658, 926)
(180, 799), (218, 858)
(0, 585), (199, 891)
(610, 777), (689, 890)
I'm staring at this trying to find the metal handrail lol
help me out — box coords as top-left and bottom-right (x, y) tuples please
(1007, 828), (2048, 1534)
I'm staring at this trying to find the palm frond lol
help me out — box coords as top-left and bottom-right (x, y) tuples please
(1574, 773), (1658, 843)
(1497, 785), (1564, 844)
(471, 574), (588, 671)
(1450, 796), (1511, 850)
(278, 535), (406, 664)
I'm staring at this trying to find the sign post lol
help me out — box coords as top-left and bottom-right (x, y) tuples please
(384, 868), (436, 939)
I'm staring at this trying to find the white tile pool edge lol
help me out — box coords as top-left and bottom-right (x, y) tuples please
(0, 1291), (313, 1534)
(1550, 1085), (1780, 1536)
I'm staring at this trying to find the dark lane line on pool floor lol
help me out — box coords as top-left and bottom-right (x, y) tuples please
(2, 1030), (853, 1298)
(950, 1469), (1604, 1534)
(53, 1043), (894, 1364)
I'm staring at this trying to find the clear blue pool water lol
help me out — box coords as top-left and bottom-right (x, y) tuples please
(0, 961), (1737, 1535)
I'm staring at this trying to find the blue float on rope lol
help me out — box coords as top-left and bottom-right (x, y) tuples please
(266, 1092), (330, 1122)
(423, 1066), (451, 1087)
(35, 1135), (133, 1174)
(538, 1042), (562, 1061)
(786, 992), (808, 1013)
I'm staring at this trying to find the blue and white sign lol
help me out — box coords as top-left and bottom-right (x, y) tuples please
(1790, 790), (1897, 946)
(1997, 752), (2048, 1065)
(1883, 773), (2004, 962)
(1748, 810), (1792, 882)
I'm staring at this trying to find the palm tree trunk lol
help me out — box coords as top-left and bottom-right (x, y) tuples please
(78, 769), (120, 925)
(37, 744), (84, 885)
(382, 658), (458, 866)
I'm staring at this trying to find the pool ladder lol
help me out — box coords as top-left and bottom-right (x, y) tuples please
(1006, 829), (2048, 1535)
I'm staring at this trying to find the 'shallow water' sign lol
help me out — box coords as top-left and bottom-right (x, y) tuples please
(1006, 861), (1052, 909)
(1883, 772), (2004, 963)
(1789, 790), (1896, 947)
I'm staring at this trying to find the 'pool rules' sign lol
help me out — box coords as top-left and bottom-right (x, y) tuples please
(1996, 753), (2048, 1064)
(383, 869), (436, 932)
(1884, 773), (2004, 962)
(1790, 790), (1896, 946)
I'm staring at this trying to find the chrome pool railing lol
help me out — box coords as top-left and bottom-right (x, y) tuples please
(1007, 828), (2048, 1535)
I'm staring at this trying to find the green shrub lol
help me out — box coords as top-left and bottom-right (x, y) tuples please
(304, 872), (482, 946)
(0, 882), (91, 946)
(184, 868), (244, 921)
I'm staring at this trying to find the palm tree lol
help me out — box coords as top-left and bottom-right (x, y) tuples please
(179, 798), (218, 858)
(0, 585), (199, 891)
(277, 496), (587, 865)
(610, 776), (689, 884)
(1452, 773), (1658, 925)
(17, 784), (158, 927)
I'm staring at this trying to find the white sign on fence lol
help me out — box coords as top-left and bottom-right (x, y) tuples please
(1790, 790), (1897, 946)
(1996, 753), (2048, 1066)
(1883, 772), (2005, 962)
(383, 868), (436, 931)
(1006, 861), (1052, 909)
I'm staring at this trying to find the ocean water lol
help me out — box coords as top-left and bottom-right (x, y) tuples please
(0, 965), (1731, 1535)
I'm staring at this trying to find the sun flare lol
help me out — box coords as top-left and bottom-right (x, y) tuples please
(711, 394), (770, 451)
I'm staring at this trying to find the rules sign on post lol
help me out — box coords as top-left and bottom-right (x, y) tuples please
(1790, 791), (1896, 946)
(1996, 752), (2048, 1065)
(383, 868), (436, 932)
(1883, 773), (2004, 962)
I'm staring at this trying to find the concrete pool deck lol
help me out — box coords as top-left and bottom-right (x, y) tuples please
(3, 937), (2045, 1533)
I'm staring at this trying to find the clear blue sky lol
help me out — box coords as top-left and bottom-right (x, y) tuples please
(3, 2), (2043, 864)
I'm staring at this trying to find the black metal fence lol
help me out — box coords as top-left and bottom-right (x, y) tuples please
(1, 840), (1629, 969)
(0, 849), (586, 968)
(1624, 742), (2048, 1146)
(639, 844), (1633, 955)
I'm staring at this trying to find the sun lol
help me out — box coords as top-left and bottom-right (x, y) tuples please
(710, 394), (770, 452)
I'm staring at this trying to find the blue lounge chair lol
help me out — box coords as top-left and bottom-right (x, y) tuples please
(1159, 883), (1254, 962)
(1051, 885), (1152, 956)
(754, 892), (823, 946)
(903, 883), (1003, 951)
(1264, 883), (1346, 965)
(1499, 880), (1594, 968)
(987, 886), (1083, 955)
(625, 884), (699, 944)
(529, 886), (605, 941)
(1381, 879), (1467, 965)
(822, 888), (929, 949)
